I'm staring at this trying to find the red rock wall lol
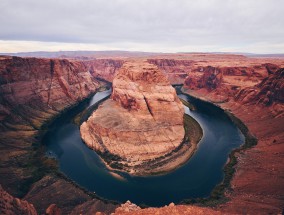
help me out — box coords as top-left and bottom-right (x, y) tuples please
(236, 68), (284, 106)
(0, 56), (119, 213)
(84, 59), (124, 82)
(0, 185), (37, 215)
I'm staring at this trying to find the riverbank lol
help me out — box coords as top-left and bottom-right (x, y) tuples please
(102, 111), (203, 177)
(178, 88), (256, 207)
(3, 83), (281, 214)
(46, 86), (248, 208)
(0, 82), (120, 214)
(180, 88), (283, 214)
(110, 87), (284, 214)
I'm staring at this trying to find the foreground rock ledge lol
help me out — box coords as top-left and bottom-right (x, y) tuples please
(80, 60), (185, 174)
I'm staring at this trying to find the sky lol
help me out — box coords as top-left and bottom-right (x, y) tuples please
(0, 0), (284, 53)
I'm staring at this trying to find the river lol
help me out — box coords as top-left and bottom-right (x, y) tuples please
(44, 89), (244, 206)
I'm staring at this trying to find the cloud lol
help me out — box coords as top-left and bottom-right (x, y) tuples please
(0, 0), (283, 53)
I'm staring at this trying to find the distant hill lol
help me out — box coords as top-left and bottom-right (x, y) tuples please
(0, 50), (162, 59)
(1, 50), (284, 59)
(178, 52), (284, 58)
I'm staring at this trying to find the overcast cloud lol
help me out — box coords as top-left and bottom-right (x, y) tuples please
(0, 0), (284, 53)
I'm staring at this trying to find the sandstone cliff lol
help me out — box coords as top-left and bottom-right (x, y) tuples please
(84, 59), (123, 82)
(114, 201), (221, 215)
(80, 60), (185, 174)
(1, 54), (284, 214)
(149, 57), (282, 100)
(148, 57), (281, 86)
(0, 56), (100, 194)
(184, 66), (223, 91)
(182, 63), (281, 103)
(147, 59), (192, 84)
(0, 185), (37, 215)
(235, 68), (284, 106)
(0, 56), (118, 214)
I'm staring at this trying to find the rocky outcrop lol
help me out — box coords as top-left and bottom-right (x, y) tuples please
(70, 198), (117, 215)
(80, 60), (185, 174)
(148, 59), (193, 84)
(114, 201), (221, 215)
(114, 201), (141, 214)
(0, 185), (37, 215)
(45, 204), (61, 215)
(263, 63), (280, 74)
(84, 59), (124, 82)
(235, 68), (284, 106)
(183, 64), (273, 91)
(149, 57), (282, 104)
(182, 63), (281, 103)
(185, 66), (223, 91)
(0, 56), (101, 123)
(24, 175), (117, 214)
(148, 58), (281, 85)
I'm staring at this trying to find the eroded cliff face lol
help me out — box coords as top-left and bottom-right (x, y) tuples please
(0, 56), (101, 123)
(182, 64), (282, 103)
(0, 56), (118, 214)
(114, 201), (221, 215)
(1, 54), (284, 214)
(147, 59), (192, 84)
(236, 68), (284, 105)
(184, 66), (223, 91)
(84, 59), (123, 82)
(0, 56), (101, 193)
(111, 61), (184, 124)
(178, 59), (284, 214)
(149, 58), (282, 103)
(181, 61), (284, 114)
(146, 55), (284, 214)
(0, 185), (37, 215)
(80, 60), (185, 174)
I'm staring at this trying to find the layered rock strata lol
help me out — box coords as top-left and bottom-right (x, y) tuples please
(1, 54), (283, 214)
(84, 59), (123, 82)
(149, 57), (283, 103)
(236, 68), (284, 106)
(80, 61), (185, 174)
(0, 56), (118, 213)
(0, 185), (37, 215)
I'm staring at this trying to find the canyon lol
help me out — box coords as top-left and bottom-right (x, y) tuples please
(0, 53), (283, 214)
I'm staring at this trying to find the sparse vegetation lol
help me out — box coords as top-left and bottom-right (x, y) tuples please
(18, 144), (58, 197)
